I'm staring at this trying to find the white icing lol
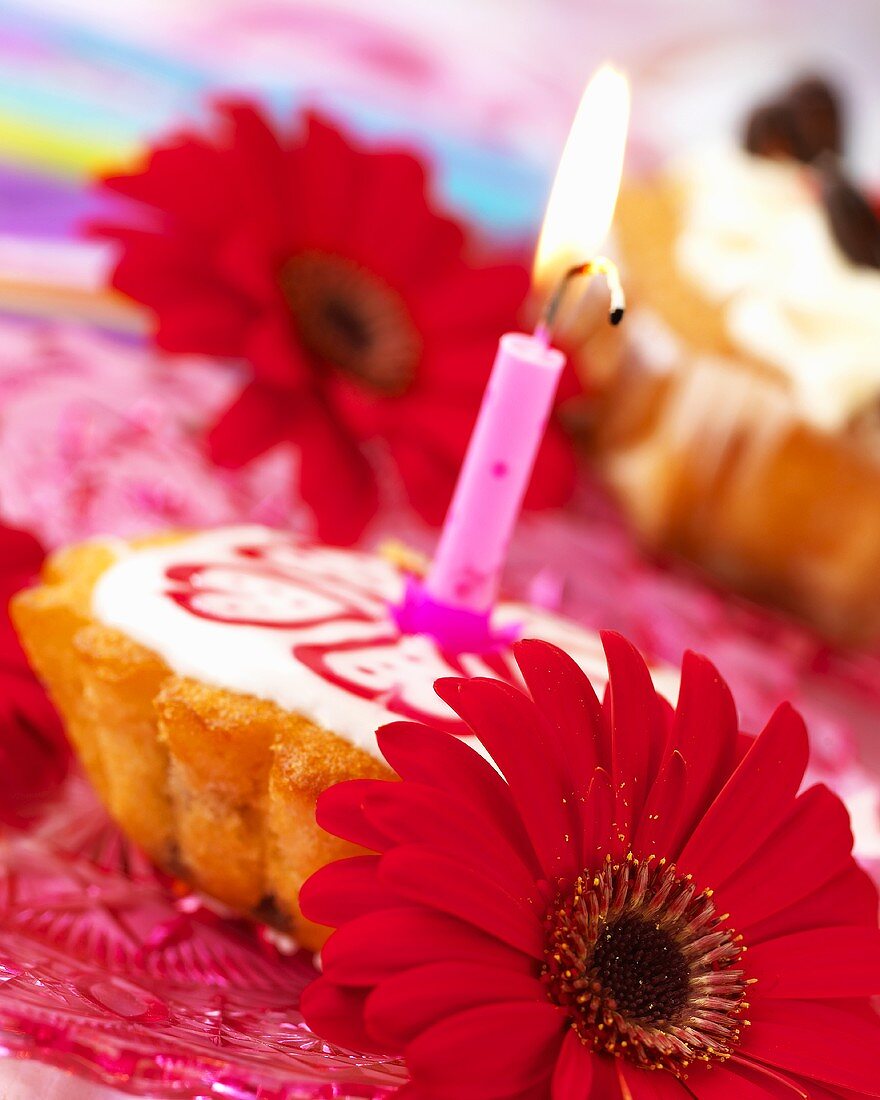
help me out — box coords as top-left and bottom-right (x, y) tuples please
(673, 143), (880, 430)
(91, 526), (678, 761)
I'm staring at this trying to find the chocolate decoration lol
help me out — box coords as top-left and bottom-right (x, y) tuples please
(744, 75), (842, 165)
(816, 155), (880, 269)
(744, 74), (879, 268)
(744, 103), (803, 160)
(788, 76), (843, 160)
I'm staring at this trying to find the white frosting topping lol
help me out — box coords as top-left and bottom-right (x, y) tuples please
(673, 144), (880, 430)
(91, 526), (678, 761)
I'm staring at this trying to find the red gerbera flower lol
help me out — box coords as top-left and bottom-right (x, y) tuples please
(0, 521), (44, 666)
(93, 104), (578, 544)
(301, 633), (880, 1099)
(0, 521), (69, 825)
(0, 666), (68, 827)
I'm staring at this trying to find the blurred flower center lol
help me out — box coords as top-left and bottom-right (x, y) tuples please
(280, 251), (421, 396)
(544, 855), (749, 1075)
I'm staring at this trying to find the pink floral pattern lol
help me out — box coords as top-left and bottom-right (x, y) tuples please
(0, 317), (296, 548)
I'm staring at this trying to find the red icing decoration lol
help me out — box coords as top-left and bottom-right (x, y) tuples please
(293, 635), (523, 736)
(234, 541), (393, 602)
(166, 561), (383, 630)
(162, 536), (529, 735)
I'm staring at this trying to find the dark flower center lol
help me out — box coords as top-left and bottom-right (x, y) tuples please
(590, 913), (691, 1025)
(544, 855), (750, 1076)
(279, 251), (421, 396)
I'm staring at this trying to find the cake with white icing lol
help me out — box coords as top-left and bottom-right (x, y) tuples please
(582, 78), (880, 645)
(12, 524), (676, 950)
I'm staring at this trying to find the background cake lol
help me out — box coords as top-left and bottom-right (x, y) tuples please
(12, 524), (678, 950)
(577, 78), (880, 645)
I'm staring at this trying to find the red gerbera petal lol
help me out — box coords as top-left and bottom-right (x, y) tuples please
(585, 1057), (622, 1100)
(387, 436), (460, 527)
(360, 781), (540, 899)
(745, 926), (880, 999)
(297, 855), (387, 928)
(617, 1060), (689, 1098)
(376, 721), (541, 875)
(678, 702), (809, 888)
(579, 767), (617, 865)
(602, 631), (668, 838)
(154, 300), (249, 356)
(214, 220), (285, 305)
(378, 845), (544, 957)
(715, 784), (853, 930)
(314, 778), (395, 852)
(0, 522), (43, 580)
(301, 639), (879, 1099)
(523, 424), (578, 511)
(364, 962), (543, 1051)
(298, 976), (377, 1054)
(244, 312), (309, 391)
(404, 344), (496, 403)
(631, 749), (688, 856)
(0, 522), (70, 824)
(292, 397), (380, 544)
(347, 153), (438, 283)
(513, 638), (606, 783)
(744, 860), (878, 945)
(217, 100), (288, 221)
(405, 1001), (564, 1100)
(408, 263), (529, 340)
(742, 1000), (880, 1095)
(686, 1063), (800, 1099)
(102, 225), (249, 320)
(102, 134), (240, 230)
(551, 1031), (595, 1099)
(658, 649), (739, 856)
(435, 676), (579, 879)
(287, 113), (358, 252)
(0, 668), (69, 827)
(207, 381), (296, 469)
(320, 906), (535, 987)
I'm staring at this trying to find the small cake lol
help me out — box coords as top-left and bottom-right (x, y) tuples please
(582, 79), (880, 644)
(12, 525), (677, 950)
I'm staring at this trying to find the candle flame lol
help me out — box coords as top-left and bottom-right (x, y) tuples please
(533, 64), (630, 287)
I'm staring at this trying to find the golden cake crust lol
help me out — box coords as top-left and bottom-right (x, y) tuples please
(11, 536), (392, 951)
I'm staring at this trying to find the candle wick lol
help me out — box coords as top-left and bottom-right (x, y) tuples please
(533, 322), (552, 349)
(537, 256), (626, 341)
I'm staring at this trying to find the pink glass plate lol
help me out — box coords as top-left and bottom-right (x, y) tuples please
(0, 775), (407, 1099)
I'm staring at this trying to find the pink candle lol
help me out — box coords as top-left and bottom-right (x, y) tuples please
(424, 332), (565, 613)
(391, 65), (629, 652)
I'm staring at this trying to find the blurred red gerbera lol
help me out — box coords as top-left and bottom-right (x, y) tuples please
(301, 633), (880, 1099)
(0, 520), (44, 666)
(0, 521), (68, 825)
(0, 666), (68, 827)
(93, 104), (578, 544)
